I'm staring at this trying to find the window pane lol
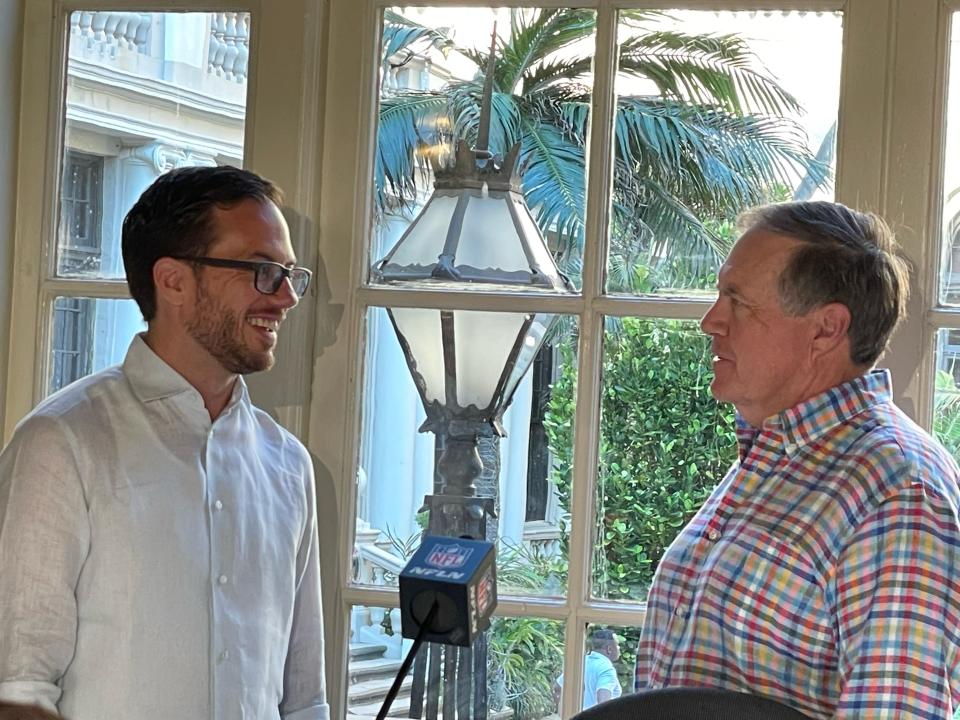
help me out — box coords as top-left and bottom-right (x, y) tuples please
(58, 11), (250, 279)
(347, 604), (564, 720)
(934, 329), (960, 461)
(49, 297), (146, 393)
(590, 319), (737, 601)
(370, 7), (594, 292)
(355, 307), (576, 599)
(607, 10), (842, 296)
(940, 13), (960, 305)
(557, 623), (638, 715)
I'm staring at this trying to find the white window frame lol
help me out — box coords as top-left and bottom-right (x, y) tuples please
(4, 0), (960, 717)
(314, 0), (959, 716)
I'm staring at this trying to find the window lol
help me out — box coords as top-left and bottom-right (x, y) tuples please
(933, 11), (960, 459)
(51, 297), (93, 392)
(14, 8), (253, 401)
(348, 5), (841, 717)
(8, 2), (960, 719)
(59, 150), (103, 274)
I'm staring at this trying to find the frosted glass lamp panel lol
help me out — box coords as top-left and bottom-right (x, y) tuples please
(457, 194), (530, 274)
(453, 311), (528, 410)
(516, 204), (561, 284)
(500, 313), (551, 406)
(390, 308), (447, 406)
(386, 194), (459, 270)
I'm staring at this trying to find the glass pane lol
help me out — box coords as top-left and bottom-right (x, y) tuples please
(556, 623), (637, 716)
(348, 605), (564, 720)
(370, 7), (595, 292)
(607, 9), (842, 296)
(590, 319), (737, 601)
(940, 13), (960, 304)
(934, 329), (960, 459)
(58, 11), (250, 278)
(49, 297), (146, 394)
(355, 307), (576, 599)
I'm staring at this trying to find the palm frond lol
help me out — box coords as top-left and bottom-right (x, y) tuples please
(375, 91), (450, 214)
(462, 9), (597, 94)
(613, 98), (828, 214)
(518, 116), (586, 255)
(618, 31), (802, 116)
(446, 82), (523, 154)
(381, 10), (456, 65)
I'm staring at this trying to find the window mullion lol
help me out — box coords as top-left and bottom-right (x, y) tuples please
(4, 0), (64, 442)
(564, 1), (618, 716)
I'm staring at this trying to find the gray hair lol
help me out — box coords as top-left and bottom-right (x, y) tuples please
(739, 201), (910, 366)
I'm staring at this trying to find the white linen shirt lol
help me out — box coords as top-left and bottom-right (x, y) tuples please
(0, 335), (328, 720)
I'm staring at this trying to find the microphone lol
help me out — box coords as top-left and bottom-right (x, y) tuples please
(376, 535), (497, 720)
(399, 535), (497, 646)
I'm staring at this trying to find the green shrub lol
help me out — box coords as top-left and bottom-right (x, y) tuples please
(934, 369), (960, 457)
(487, 543), (566, 718)
(544, 318), (738, 600)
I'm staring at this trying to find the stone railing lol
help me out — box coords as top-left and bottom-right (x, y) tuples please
(208, 12), (249, 83)
(70, 12), (151, 54)
(352, 528), (407, 658)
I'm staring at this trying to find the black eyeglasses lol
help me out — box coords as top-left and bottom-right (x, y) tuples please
(172, 256), (312, 296)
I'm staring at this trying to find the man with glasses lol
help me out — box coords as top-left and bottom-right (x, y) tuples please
(0, 166), (327, 720)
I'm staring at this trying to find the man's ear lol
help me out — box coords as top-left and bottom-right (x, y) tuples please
(152, 257), (193, 310)
(811, 302), (851, 357)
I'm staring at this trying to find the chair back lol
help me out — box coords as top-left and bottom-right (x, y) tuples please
(570, 687), (814, 720)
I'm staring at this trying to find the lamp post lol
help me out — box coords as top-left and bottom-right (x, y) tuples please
(371, 26), (575, 719)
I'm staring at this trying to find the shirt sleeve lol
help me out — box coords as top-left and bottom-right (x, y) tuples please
(280, 453), (329, 720)
(0, 416), (90, 714)
(595, 661), (621, 696)
(832, 485), (960, 719)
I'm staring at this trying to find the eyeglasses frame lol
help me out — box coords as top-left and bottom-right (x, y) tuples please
(169, 255), (312, 296)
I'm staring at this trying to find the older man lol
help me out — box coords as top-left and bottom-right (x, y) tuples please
(0, 166), (327, 720)
(634, 201), (960, 719)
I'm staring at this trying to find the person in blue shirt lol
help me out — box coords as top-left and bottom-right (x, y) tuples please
(554, 629), (623, 713)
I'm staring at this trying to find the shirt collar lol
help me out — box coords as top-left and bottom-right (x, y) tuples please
(123, 333), (248, 411)
(736, 369), (892, 460)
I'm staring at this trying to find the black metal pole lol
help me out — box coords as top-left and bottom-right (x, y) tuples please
(376, 601), (439, 720)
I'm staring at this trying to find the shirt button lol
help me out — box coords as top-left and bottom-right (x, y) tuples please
(707, 528), (721, 541)
(674, 605), (687, 618)
(214, 500), (223, 511)
(219, 650), (230, 662)
(218, 574), (228, 585)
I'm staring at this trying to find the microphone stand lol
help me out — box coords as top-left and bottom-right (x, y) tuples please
(376, 599), (440, 720)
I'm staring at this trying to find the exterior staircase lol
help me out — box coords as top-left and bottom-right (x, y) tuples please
(346, 641), (513, 720)
(347, 641), (413, 717)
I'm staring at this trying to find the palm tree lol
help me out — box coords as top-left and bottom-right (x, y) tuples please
(376, 8), (828, 291)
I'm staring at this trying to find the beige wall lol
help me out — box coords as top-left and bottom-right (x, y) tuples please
(0, 0), (23, 427)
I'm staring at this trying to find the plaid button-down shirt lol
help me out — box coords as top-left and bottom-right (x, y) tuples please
(634, 370), (960, 719)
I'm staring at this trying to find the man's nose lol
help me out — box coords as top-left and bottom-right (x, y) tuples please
(700, 299), (726, 336)
(273, 276), (300, 309)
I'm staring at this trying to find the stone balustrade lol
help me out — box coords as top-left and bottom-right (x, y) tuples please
(208, 12), (249, 83)
(71, 11), (151, 54)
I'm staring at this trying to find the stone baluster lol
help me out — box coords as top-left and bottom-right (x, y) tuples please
(72, 12), (149, 53)
(208, 12), (249, 83)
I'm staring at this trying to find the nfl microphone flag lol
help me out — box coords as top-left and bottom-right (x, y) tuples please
(398, 535), (497, 647)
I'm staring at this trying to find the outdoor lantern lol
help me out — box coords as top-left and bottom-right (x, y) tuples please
(372, 140), (573, 439)
(370, 29), (575, 514)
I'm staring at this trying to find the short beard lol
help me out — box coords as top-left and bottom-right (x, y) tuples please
(185, 281), (273, 375)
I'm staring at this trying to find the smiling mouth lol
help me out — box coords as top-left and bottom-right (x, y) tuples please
(247, 317), (280, 333)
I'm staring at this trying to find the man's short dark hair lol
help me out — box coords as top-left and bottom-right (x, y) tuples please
(121, 165), (283, 321)
(739, 201), (910, 366)
(590, 628), (616, 652)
